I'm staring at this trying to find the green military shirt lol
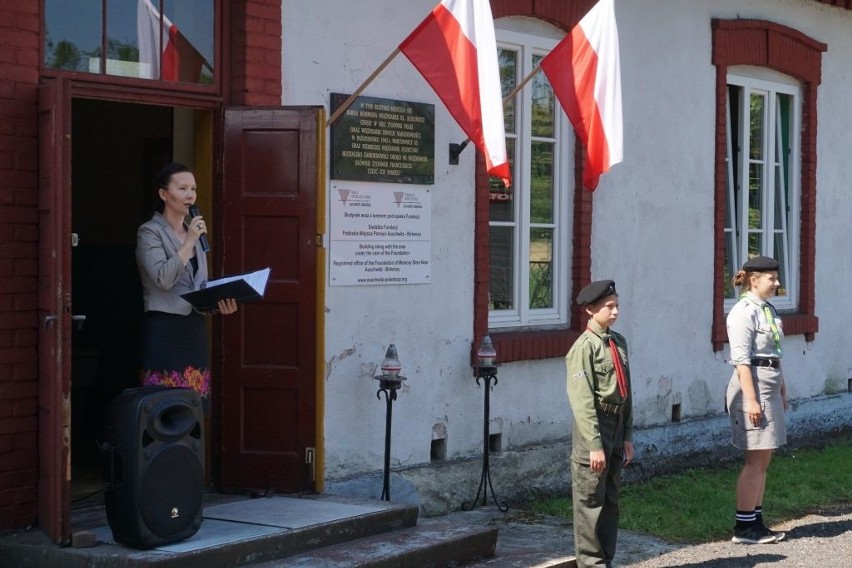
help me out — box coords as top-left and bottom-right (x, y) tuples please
(565, 319), (633, 451)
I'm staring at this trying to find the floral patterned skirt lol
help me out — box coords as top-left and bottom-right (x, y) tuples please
(139, 310), (210, 399)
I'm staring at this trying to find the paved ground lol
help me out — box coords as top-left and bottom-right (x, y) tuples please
(452, 502), (852, 567)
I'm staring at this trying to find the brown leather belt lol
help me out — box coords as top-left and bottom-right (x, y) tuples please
(751, 358), (780, 369)
(595, 401), (624, 415)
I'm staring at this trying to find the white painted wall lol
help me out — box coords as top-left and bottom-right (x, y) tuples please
(281, 0), (852, 485)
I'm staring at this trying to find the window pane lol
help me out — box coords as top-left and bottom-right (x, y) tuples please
(748, 232), (762, 258)
(530, 142), (554, 223)
(529, 228), (553, 309)
(774, 233), (788, 297)
(489, 137), (515, 221)
(499, 48), (517, 134)
(774, 166), (786, 230)
(44, 0), (102, 72)
(489, 226), (514, 310)
(164, 0), (214, 84)
(531, 55), (554, 137)
(136, 0), (214, 83)
(749, 93), (765, 160)
(106, 0), (142, 77)
(724, 233), (736, 299)
(748, 163), (763, 229)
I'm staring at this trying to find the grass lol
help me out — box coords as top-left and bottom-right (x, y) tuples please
(530, 439), (852, 543)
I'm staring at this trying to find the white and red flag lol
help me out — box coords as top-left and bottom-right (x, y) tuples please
(400, 0), (511, 186)
(137, 0), (204, 82)
(540, 0), (622, 191)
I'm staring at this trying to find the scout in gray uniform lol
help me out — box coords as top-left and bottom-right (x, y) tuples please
(726, 256), (788, 544)
(566, 280), (633, 568)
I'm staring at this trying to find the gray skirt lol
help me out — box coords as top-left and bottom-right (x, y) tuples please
(726, 366), (786, 450)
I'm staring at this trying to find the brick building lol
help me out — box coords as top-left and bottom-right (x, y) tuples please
(3, 0), (852, 547)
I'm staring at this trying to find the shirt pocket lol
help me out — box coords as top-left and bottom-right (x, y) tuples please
(754, 325), (776, 351)
(594, 360), (613, 376)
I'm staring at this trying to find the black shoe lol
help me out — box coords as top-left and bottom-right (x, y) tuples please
(731, 524), (777, 544)
(758, 522), (786, 542)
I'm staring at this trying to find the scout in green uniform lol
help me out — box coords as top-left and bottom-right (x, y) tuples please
(566, 280), (633, 568)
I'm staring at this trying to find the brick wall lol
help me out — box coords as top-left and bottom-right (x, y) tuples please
(0, 0), (41, 530)
(230, 0), (282, 106)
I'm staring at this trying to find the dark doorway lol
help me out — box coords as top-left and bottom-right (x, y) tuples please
(69, 99), (212, 507)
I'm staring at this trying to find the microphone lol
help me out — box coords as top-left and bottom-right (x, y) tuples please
(188, 204), (210, 253)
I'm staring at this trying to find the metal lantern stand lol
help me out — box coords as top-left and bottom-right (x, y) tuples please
(462, 363), (508, 512)
(375, 373), (405, 501)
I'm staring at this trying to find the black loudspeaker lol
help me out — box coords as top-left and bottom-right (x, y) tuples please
(102, 386), (204, 549)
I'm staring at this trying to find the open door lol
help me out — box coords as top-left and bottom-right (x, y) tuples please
(219, 108), (321, 493)
(38, 79), (72, 543)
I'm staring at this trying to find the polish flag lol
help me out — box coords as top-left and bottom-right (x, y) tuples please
(137, 0), (204, 82)
(540, 0), (622, 191)
(400, 0), (511, 186)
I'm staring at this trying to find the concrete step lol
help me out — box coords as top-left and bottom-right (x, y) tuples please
(466, 551), (576, 567)
(247, 521), (498, 567)
(0, 496), (420, 568)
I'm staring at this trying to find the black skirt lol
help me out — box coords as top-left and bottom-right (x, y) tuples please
(139, 310), (210, 399)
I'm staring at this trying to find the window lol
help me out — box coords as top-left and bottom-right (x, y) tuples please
(711, 19), (825, 348)
(43, 0), (215, 84)
(724, 72), (800, 312)
(473, 11), (592, 364)
(488, 28), (572, 329)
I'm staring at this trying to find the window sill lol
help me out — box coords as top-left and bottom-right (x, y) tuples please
(487, 327), (581, 364)
(713, 312), (819, 350)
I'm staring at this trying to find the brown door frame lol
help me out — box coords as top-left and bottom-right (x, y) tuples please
(37, 79), (222, 542)
(38, 79), (73, 544)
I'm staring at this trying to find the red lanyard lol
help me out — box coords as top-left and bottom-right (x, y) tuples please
(588, 327), (629, 400)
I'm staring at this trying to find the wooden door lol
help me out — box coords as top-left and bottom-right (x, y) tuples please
(219, 107), (321, 493)
(37, 80), (72, 543)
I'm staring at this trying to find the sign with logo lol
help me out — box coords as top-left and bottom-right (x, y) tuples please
(330, 183), (431, 286)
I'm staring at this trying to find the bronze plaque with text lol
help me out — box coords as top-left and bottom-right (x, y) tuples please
(330, 93), (434, 184)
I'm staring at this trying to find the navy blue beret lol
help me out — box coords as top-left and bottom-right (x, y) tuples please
(742, 256), (779, 272)
(576, 280), (617, 306)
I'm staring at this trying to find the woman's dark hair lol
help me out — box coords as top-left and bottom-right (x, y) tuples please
(732, 269), (759, 291)
(153, 162), (193, 213)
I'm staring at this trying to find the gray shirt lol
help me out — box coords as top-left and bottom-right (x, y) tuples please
(726, 292), (783, 366)
(136, 212), (208, 315)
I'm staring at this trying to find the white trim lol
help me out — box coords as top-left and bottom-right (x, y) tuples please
(724, 72), (801, 312)
(489, 28), (572, 328)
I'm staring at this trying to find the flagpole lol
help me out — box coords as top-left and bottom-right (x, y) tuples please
(502, 61), (542, 106)
(453, 62), (544, 153)
(325, 47), (401, 128)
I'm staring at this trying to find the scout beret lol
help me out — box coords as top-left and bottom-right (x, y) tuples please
(742, 256), (780, 272)
(576, 280), (617, 306)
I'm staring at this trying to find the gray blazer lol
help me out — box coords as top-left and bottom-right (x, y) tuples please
(136, 212), (208, 315)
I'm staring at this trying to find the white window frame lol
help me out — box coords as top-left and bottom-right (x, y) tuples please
(489, 26), (573, 329)
(725, 69), (801, 313)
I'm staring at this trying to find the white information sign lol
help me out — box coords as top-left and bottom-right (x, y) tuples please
(330, 184), (431, 286)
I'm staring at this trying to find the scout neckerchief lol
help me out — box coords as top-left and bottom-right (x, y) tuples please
(740, 293), (782, 356)
(587, 325), (629, 400)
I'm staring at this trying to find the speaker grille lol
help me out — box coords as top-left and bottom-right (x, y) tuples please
(140, 445), (204, 538)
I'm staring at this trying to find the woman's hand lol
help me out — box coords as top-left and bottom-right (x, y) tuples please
(744, 398), (762, 426)
(189, 215), (207, 244)
(217, 298), (238, 315)
(781, 380), (788, 410)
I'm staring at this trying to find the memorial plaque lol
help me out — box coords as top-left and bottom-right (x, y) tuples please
(330, 93), (435, 184)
